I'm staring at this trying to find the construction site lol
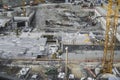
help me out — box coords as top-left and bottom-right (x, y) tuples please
(0, 0), (120, 80)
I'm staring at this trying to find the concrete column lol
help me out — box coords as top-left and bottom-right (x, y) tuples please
(25, 21), (29, 27)
(61, 43), (63, 52)
(65, 0), (68, 3)
(70, 0), (72, 3)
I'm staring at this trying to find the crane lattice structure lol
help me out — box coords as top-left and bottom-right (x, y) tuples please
(102, 0), (120, 73)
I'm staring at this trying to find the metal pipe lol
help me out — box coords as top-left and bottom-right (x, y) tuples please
(65, 47), (68, 80)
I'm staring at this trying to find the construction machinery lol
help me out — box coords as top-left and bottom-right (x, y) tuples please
(102, 0), (119, 73)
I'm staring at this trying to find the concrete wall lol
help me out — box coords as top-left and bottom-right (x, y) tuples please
(14, 11), (35, 27)
(62, 45), (120, 52)
(62, 50), (120, 61)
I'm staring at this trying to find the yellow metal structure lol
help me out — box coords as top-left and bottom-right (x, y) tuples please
(22, 0), (26, 16)
(34, 0), (45, 3)
(102, 0), (119, 73)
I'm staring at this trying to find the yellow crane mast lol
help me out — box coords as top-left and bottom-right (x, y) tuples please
(22, 0), (26, 16)
(102, 0), (119, 73)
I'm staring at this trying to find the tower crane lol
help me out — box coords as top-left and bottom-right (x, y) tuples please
(102, 0), (119, 73)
